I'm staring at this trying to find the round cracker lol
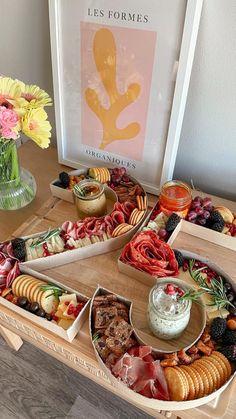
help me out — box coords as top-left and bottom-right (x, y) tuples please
(180, 365), (199, 400)
(26, 280), (40, 302)
(194, 360), (214, 395)
(164, 367), (187, 401)
(196, 357), (220, 391)
(188, 365), (205, 398)
(112, 223), (133, 237)
(28, 280), (44, 302)
(18, 277), (35, 297)
(129, 209), (144, 225)
(201, 356), (224, 388)
(22, 278), (37, 299)
(32, 283), (44, 303)
(179, 366), (196, 400)
(212, 351), (232, 379)
(12, 275), (25, 295)
(192, 363), (210, 396)
(15, 275), (30, 296)
(175, 367), (192, 400)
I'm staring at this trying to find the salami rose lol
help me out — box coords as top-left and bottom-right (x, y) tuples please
(120, 230), (178, 277)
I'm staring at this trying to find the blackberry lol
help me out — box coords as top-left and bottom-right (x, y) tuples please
(207, 210), (224, 232)
(211, 222), (224, 232)
(219, 345), (236, 362)
(54, 181), (65, 189)
(11, 238), (26, 261)
(173, 249), (184, 267)
(166, 213), (181, 233)
(210, 317), (227, 340)
(210, 210), (225, 225)
(222, 330), (236, 345)
(59, 172), (70, 188)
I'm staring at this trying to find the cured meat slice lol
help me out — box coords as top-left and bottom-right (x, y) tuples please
(112, 350), (170, 400)
(121, 201), (136, 219)
(111, 211), (126, 226)
(120, 231), (178, 277)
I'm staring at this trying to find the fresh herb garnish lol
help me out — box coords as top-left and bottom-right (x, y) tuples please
(92, 332), (100, 343)
(73, 183), (86, 197)
(40, 283), (65, 299)
(30, 228), (61, 248)
(184, 259), (234, 310)
(180, 289), (204, 305)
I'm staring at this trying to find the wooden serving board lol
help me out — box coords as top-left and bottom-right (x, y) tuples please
(1, 195), (236, 418)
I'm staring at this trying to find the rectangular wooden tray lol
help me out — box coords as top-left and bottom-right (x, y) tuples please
(0, 267), (90, 342)
(167, 219), (236, 283)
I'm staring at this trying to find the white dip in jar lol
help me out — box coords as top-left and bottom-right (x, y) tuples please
(147, 279), (192, 340)
(73, 179), (107, 219)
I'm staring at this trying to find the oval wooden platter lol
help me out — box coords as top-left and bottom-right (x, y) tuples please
(89, 251), (236, 411)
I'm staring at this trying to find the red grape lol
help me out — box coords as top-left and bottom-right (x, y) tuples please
(202, 197), (212, 207)
(195, 207), (204, 216)
(187, 211), (197, 221)
(158, 228), (169, 240)
(191, 201), (202, 209)
(193, 196), (203, 204)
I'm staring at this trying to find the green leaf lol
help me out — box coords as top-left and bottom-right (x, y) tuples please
(30, 227), (61, 248)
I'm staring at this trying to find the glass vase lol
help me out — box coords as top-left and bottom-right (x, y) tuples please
(0, 139), (36, 210)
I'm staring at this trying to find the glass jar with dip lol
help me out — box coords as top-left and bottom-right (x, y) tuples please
(147, 279), (192, 340)
(73, 179), (107, 219)
(159, 180), (192, 218)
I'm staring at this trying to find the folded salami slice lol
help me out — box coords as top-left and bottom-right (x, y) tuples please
(120, 230), (178, 277)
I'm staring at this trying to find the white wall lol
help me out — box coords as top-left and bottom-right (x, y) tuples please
(0, 0), (56, 142)
(174, 0), (236, 201)
(1, 1), (236, 200)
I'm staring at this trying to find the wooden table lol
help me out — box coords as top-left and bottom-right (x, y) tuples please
(0, 142), (236, 418)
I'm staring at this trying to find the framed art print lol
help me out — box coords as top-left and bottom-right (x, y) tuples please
(49, 0), (203, 194)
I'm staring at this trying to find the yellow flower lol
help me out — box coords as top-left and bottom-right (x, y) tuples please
(21, 108), (51, 148)
(19, 82), (52, 108)
(0, 77), (21, 107)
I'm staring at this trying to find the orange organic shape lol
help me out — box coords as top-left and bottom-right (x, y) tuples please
(85, 28), (141, 150)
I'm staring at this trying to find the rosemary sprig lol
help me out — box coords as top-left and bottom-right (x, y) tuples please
(73, 183), (86, 197)
(180, 289), (205, 305)
(187, 259), (234, 310)
(30, 227), (61, 248)
(92, 332), (100, 343)
(40, 283), (65, 299)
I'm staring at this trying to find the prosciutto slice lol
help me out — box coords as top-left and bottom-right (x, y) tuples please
(0, 252), (20, 289)
(112, 346), (169, 400)
(120, 230), (178, 277)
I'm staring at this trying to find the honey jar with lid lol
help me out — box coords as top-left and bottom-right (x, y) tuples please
(159, 180), (192, 218)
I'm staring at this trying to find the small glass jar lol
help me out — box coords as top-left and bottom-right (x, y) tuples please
(147, 279), (192, 340)
(73, 179), (107, 219)
(159, 180), (192, 218)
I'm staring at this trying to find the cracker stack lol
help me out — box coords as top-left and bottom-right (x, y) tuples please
(12, 275), (58, 314)
(164, 351), (232, 401)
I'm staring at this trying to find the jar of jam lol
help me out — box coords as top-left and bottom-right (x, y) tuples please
(73, 180), (107, 219)
(159, 180), (192, 218)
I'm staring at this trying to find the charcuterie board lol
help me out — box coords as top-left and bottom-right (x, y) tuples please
(1, 191), (236, 418)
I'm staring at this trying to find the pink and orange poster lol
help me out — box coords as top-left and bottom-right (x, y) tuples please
(81, 22), (156, 161)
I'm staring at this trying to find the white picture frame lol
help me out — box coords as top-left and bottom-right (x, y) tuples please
(49, 0), (203, 194)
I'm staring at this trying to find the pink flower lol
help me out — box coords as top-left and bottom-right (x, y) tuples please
(0, 106), (19, 128)
(0, 106), (19, 140)
(1, 126), (18, 139)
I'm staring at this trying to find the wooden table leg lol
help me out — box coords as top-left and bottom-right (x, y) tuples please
(0, 325), (23, 351)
